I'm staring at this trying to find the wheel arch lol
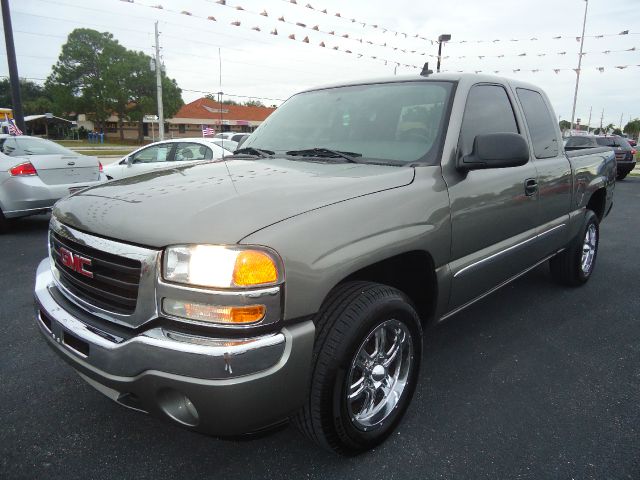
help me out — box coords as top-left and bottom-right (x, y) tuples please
(586, 187), (607, 221)
(337, 250), (438, 324)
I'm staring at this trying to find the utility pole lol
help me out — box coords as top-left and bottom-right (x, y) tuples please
(587, 106), (592, 133)
(599, 108), (604, 131)
(1, 0), (25, 132)
(619, 113), (623, 131)
(154, 21), (164, 141)
(570, 0), (589, 134)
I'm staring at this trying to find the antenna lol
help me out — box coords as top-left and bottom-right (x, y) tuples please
(420, 62), (433, 77)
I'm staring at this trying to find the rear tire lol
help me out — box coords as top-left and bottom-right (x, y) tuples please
(550, 210), (599, 286)
(616, 171), (628, 181)
(294, 281), (422, 455)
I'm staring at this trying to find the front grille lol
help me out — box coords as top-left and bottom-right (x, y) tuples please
(50, 231), (141, 314)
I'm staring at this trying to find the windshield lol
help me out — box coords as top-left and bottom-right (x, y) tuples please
(242, 81), (453, 164)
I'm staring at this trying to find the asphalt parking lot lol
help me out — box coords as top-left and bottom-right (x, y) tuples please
(1, 178), (639, 480)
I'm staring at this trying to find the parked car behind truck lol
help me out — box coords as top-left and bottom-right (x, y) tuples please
(34, 74), (615, 455)
(0, 135), (105, 232)
(565, 134), (636, 180)
(103, 138), (232, 180)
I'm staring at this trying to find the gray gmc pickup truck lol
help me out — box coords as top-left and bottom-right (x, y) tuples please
(34, 73), (616, 454)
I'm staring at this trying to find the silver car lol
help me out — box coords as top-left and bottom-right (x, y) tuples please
(0, 135), (105, 232)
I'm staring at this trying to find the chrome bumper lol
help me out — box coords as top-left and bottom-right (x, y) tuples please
(35, 258), (315, 435)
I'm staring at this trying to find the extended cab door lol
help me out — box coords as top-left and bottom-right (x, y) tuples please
(515, 88), (572, 255)
(443, 84), (539, 310)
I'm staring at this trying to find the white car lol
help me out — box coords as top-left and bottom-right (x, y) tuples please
(103, 138), (232, 180)
(209, 139), (238, 152)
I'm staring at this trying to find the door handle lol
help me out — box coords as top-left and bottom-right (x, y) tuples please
(524, 178), (538, 196)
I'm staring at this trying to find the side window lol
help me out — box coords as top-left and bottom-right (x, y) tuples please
(131, 143), (173, 163)
(516, 88), (559, 158)
(175, 143), (212, 161)
(460, 85), (519, 156)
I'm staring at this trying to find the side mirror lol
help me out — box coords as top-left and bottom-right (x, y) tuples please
(458, 132), (530, 171)
(126, 156), (133, 166)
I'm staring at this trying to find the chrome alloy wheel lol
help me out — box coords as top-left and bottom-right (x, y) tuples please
(581, 223), (597, 274)
(346, 319), (414, 431)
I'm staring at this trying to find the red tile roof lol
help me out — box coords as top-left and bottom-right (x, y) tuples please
(173, 98), (276, 121)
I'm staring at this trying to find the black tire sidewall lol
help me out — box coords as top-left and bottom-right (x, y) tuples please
(328, 295), (422, 453)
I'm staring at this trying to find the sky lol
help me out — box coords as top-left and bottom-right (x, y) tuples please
(1, 0), (638, 128)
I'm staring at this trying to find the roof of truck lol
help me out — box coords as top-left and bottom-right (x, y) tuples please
(299, 72), (542, 95)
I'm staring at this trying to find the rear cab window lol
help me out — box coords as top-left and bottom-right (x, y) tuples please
(516, 88), (559, 158)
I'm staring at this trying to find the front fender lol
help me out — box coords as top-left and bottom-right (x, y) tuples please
(240, 167), (451, 320)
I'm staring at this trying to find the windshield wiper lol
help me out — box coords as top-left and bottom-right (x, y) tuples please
(285, 148), (362, 163)
(233, 147), (274, 158)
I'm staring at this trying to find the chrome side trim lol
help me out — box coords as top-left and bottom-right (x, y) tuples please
(441, 251), (561, 322)
(4, 206), (53, 215)
(453, 223), (566, 278)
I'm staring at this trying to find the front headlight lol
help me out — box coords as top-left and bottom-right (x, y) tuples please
(163, 244), (283, 289)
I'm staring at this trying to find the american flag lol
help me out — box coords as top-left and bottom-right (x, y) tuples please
(5, 114), (22, 136)
(202, 126), (215, 137)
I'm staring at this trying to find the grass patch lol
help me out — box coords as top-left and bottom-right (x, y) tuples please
(75, 150), (131, 157)
(56, 139), (147, 147)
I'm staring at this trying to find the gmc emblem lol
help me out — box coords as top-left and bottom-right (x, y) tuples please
(59, 247), (93, 278)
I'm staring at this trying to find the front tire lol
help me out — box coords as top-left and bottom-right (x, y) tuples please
(294, 281), (422, 455)
(550, 210), (599, 286)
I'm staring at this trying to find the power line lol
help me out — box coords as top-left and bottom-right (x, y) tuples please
(203, 0), (433, 55)
(274, 0), (436, 42)
(0, 74), (288, 103)
(113, 0), (422, 68)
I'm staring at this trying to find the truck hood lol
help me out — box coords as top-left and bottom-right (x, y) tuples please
(53, 158), (415, 247)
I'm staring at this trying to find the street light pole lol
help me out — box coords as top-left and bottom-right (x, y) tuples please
(1, 0), (25, 133)
(154, 21), (165, 141)
(436, 34), (451, 73)
(570, 0), (589, 134)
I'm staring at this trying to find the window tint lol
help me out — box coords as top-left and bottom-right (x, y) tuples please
(243, 81), (453, 164)
(5, 137), (76, 156)
(566, 136), (594, 147)
(132, 143), (173, 163)
(596, 137), (630, 149)
(460, 85), (519, 156)
(516, 88), (559, 158)
(175, 143), (212, 161)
